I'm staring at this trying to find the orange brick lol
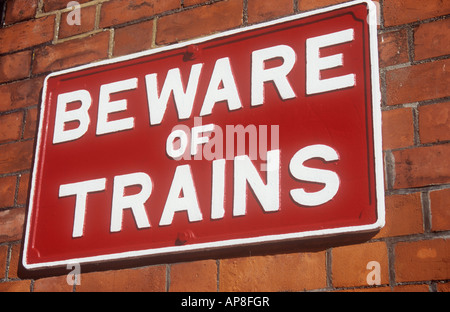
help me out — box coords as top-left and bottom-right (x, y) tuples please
(34, 275), (73, 292)
(0, 51), (32, 84)
(169, 260), (217, 292)
(437, 281), (450, 292)
(76, 265), (166, 292)
(0, 280), (31, 292)
(100, 0), (179, 28)
(219, 252), (326, 291)
(332, 242), (389, 288)
(32, 31), (110, 74)
(17, 173), (31, 206)
(418, 102), (450, 144)
(156, 0), (243, 45)
(0, 111), (24, 144)
(4, 0), (39, 25)
(381, 108), (414, 150)
(59, 5), (97, 39)
(0, 140), (34, 174)
(392, 144), (450, 189)
(414, 19), (450, 61)
(43, 0), (91, 12)
(0, 208), (26, 243)
(384, 0), (450, 27)
(393, 284), (430, 292)
(395, 238), (450, 282)
(386, 59), (450, 106)
(247, 0), (293, 24)
(375, 193), (423, 238)
(113, 20), (154, 57)
(0, 245), (7, 279)
(378, 29), (409, 68)
(184, 0), (208, 6)
(430, 188), (450, 231)
(298, 0), (348, 11)
(0, 176), (17, 209)
(0, 77), (45, 112)
(0, 15), (55, 54)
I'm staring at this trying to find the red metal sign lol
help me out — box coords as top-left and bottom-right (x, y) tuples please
(23, 0), (384, 269)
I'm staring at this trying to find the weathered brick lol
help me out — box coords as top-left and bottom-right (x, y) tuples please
(76, 265), (166, 291)
(375, 193), (423, 238)
(0, 245), (7, 279)
(430, 188), (450, 231)
(0, 141), (34, 174)
(42, 0), (91, 12)
(0, 176), (16, 209)
(0, 208), (26, 243)
(395, 238), (450, 282)
(247, 0), (293, 24)
(219, 252), (326, 291)
(169, 260), (217, 292)
(414, 19), (450, 61)
(59, 4), (97, 39)
(437, 281), (450, 292)
(4, 0), (38, 25)
(23, 108), (38, 140)
(392, 144), (450, 189)
(384, 0), (450, 27)
(113, 20), (154, 57)
(100, 0), (179, 28)
(0, 51), (32, 84)
(34, 275), (73, 292)
(184, 0), (208, 6)
(0, 77), (45, 112)
(382, 107), (414, 150)
(378, 29), (409, 68)
(332, 242), (389, 288)
(0, 111), (24, 144)
(17, 173), (31, 206)
(386, 59), (450, 106)
(156, 0), (243, 45)
(0, 280), (31, 292)
(418, 102), (450, 144)
(7, 243), (20, 279)
(32, 31), (110, 74)
(0, 15), (55, 54)
(298, 0), (348, 11)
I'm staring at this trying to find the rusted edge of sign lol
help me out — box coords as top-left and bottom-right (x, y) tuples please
(22, 0), (384, 270)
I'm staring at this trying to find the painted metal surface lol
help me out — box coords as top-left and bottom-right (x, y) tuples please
(23, 0), (383, 269)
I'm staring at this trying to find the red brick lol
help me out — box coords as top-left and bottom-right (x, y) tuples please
(382, 108), (414, 150)
(0, 280), (31, 292)
(392, 144), (450, 189)
(0, 245), (7, 279)
(100, 0), (179, 28)
(375, 193), (423, 238)
(247, 0), (293, 24)
(386, 59), (450, 106)
(418, 102), (450, 144)
(76, 265), (166, 291)
(43, 0), (91, 12)
(393, 284), (430, 292)
(414, 19), (450, 61)
(0, 208), (26, 243)
(23, 108), (38, 140)
(0, 51), (32, 84)
(0, 15), (55, 54)
(395, 238), (450, 282)
(7, 243), (20, 279)
(17, 173), (31, 206)
(384, 0), (450, 27)
(169, 260), (217, 292)
(332, 242), (389, 288)
(59, 4), (97, 39)
(156, 0), (243, 45)
(378, 29), (409, 68)
(113, 20), (154, 57)
(184, 0), (208, 6)
(298, 0), (348, 11)
(0, 77), (45, 112)
(0, 141), (34, 174)
(0, 176), (16, 209)
(32, 31), (110, 74)
(219, 252), (326, 291)
(0, 111), (24, 144)
(430, 188), (450, 231)
(34, 275), (73, 292)
(4, 0), (39, 25)
(437, 281), (450, 292)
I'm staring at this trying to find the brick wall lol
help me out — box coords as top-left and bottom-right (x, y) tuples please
(0, 0), (448, 292)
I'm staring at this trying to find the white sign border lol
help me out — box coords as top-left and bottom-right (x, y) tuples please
(23, 0), (384, 270)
